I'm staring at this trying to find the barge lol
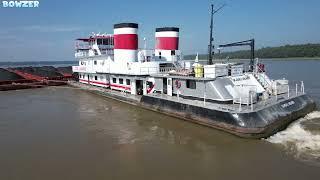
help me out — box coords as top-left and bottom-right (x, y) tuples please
(71, 11), (315, 138)
(0, 66), (73, 91)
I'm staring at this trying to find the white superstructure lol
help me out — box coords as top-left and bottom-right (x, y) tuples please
(73, 22), (290, 105)
(73, 23), (182, 95)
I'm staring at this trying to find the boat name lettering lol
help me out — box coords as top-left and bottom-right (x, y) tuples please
(232, 76), (250, 82)
(281, 101), (295, 108)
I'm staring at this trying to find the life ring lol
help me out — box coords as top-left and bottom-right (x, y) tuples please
(175, 80), (181, 89)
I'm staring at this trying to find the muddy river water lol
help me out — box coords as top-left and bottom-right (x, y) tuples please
(1, 60), (320, 179)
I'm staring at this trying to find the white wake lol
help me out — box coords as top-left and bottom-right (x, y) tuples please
(266, 111), (320, 161)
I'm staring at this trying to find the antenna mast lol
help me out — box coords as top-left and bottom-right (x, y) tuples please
(208, 3), (225, 65)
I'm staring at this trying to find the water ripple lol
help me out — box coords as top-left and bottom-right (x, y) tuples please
(266, 111), (320, 165)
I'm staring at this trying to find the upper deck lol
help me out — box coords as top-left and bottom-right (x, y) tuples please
(75, 34), (114, 58)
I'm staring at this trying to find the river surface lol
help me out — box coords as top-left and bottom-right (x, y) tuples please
(0, 60), (320, 179)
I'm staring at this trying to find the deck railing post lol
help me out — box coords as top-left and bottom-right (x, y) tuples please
(247, 92), (250, 106)
(239, 97), (242, 112)
(250, 93), (253, 111)
(275, 83), (278, 101)
(301, 81), (304, 94)
(203, 81), (206, 106)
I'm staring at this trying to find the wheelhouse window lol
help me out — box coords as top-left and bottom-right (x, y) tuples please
(113, 78), (116, 83)
(126, 79), (130, 85)
(103, 39), (110, 45)
(94, 76), (98, 80)
(94, 60), (97, 65)
(119, 78), (123, 84)
(186, 80), (196, 89)
(97, 39), (103, 45)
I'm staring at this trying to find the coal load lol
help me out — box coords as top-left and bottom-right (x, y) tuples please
(57, 66), (73, 75)
(0, 68), (25, 81)
(14, 66), (64, 78)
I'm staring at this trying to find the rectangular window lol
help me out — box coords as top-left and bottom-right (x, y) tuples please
(94, 76), (98, 80)
(113, 78), (116, 83)
(186, 80), (196, 89)
(94, 61), (97, 65)
(171, 50), (175, 55)
(97, 39), (103, 45)
(103, 39), (109, 45)
(126, 79), (130, 85)
(119, 78), (123, 84)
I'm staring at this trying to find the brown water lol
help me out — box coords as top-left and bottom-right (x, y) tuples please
(1, 60), (320, 179)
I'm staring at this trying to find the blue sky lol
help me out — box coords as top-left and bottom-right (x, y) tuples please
(0, 0), (319, 61)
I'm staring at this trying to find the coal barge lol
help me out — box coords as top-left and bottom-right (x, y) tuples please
(0, 66), (74, 91)
(71, 8), (315, 138)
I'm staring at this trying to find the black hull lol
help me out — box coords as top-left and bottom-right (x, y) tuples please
(140, 94), (316, 138)
(69, 82), (316, 139)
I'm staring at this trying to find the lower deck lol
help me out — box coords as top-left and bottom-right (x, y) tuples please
(69, 80), (315, 138)
(74, 74), (306, 113)
(78, 70), (298, 109)
(146, 91), (305, 113)
(78, 73), (149, 95)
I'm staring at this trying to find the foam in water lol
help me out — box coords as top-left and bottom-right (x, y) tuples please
(266, 111), (320, 161)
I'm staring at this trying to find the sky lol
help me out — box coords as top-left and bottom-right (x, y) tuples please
(0, 0), (319, 61)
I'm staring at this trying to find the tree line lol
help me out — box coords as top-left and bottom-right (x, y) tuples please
(184, 43), (320, 60)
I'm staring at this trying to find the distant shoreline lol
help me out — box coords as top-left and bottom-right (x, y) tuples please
(259, 57), (320, 60)
(184, 57), (320, 61)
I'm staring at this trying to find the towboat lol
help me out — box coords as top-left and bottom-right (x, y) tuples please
(71, 21), (315, 138)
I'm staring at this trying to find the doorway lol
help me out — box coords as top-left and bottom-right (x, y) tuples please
(163, 78), (167, 94)
(136, 80), (143, 95)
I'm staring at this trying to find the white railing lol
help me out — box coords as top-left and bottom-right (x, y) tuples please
(159, 67), (176, 73)
(139, 67), (158, 75)
(286, 81), (305, 99)
(231, 84), (258, 112)
(75, 51), (89, 58)
(75, 49), (114, 58)
(100, 49), (114, 56)
(254, 63), (272, 92)
(72, 66), (87, 73)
